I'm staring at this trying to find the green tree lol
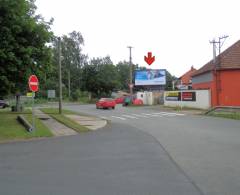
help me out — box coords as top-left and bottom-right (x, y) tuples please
(61, 31), (87, 99)
(81, 56), (119, 98)
(0, 0), (53, 98)
(165, 70), (177, 90)
(49, 31), (87, 99)
(116, 61), (130, 90)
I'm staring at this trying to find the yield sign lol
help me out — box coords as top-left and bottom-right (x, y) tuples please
(28, 75), (39, 92)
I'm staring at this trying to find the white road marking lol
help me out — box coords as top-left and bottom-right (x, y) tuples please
(111, 116), (126, 120)
(121, 114), (138, 119)
(141, 113), (162, 117)
(153, 112), (185, 116)
(131, 113), (149, 118)
(29, 82), (38, 85)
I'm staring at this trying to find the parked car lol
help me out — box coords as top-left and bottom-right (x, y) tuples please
(0, 100), (9, 109)
(115, 96), (125, 104)
(96, 98), (116, 109)
(132, 99), (143, 105)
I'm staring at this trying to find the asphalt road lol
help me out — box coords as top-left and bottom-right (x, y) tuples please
(0, 122), (201, 195)
(65, 104), (240, 195)
(1, 104), (240, 195)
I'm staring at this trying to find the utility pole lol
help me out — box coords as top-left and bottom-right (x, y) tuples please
(68, 70), (70, 99)
(58, 37), (62, 114)
(127, 46), (133, 96)
(209, 38), (217, 62)
(209, 35), (228, 106)
(210, 35), (229, 60)
(218, 35), (229, 55)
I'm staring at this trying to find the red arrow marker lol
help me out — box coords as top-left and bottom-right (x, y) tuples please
(144, 52), (155, 65)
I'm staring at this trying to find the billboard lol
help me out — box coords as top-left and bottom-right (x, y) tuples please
(135, 69), (166, 86)
(181, 92), (196, 101)
(165, 91), (181, 101)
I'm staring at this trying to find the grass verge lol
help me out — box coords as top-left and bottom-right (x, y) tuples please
(207, 111), (240, 120)
(0, 109), (53, 142)
(40, 108), (89, 133)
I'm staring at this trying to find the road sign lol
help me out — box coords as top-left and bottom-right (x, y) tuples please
(27, 92), (35, 97)
(28, 75), (39, 92)
(47, 90), (56, 98)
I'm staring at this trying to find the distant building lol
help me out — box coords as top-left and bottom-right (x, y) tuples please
(177, 66), (197, 90)
(192, 40), (240, 107)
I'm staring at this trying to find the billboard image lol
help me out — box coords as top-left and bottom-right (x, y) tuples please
(181, 91), (196, 101)
(135, 69), (166, 86)
(165, 91), (181, 101)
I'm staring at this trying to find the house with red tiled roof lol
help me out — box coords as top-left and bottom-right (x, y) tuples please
(177, 66), (197, 89)
(192, 40), (240, 107)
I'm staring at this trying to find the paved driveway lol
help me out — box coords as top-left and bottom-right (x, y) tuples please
(65, 104), (240, 195)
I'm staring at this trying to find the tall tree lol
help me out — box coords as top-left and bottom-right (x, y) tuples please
(0, 0), (53, 98)
(60, 31), (87, 98)
(116, 61), (130, 90)
(81, 56), (119, 98)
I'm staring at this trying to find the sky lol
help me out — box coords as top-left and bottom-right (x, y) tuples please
(36, 0), (240, 77)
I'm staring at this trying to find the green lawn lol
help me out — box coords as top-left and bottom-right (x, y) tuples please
(0, 109), (53, 142)
(208, 111), (240, 120)
(40, 108), (89, 133)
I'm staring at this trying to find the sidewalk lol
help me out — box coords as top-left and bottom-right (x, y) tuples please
(34, 109), (107, 136)
(35, 109), (77, 136)
(65, 115), (107, 130)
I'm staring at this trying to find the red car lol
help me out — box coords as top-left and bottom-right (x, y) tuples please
(115, 97), (124, 104)
(96, 98), (116, 109)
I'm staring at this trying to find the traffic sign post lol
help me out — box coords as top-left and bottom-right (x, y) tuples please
(28, 75), (39, 131)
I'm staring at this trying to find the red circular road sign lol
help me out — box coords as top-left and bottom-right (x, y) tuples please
(28, 75), (39, 92)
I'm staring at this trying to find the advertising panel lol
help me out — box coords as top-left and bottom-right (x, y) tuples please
(165, 91), (181, 101)
(182, 92), (196, 101)
(135, 69), (166, 86)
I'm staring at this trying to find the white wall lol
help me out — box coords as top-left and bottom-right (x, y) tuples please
(164, 90), (211, 109)
(137, 92), (154, 105)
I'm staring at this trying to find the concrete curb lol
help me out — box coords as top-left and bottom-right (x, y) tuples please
(65, 115), (107, 130)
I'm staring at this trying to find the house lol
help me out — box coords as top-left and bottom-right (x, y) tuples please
(192, 40), (240, 107)
(177, 66), (197, 89)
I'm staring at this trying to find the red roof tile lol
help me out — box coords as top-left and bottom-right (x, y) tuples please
(192, 40), (240, 77)
(179, 66), (197, 84)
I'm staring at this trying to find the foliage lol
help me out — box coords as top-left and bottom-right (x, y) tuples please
(48, 31), (87, 99)
(81, 56), (120, 98)
(116, 61), (130, 90)
(208, 111), (240, 120)
(165, 70), (177, 90)
(0, 0), (53, 97)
